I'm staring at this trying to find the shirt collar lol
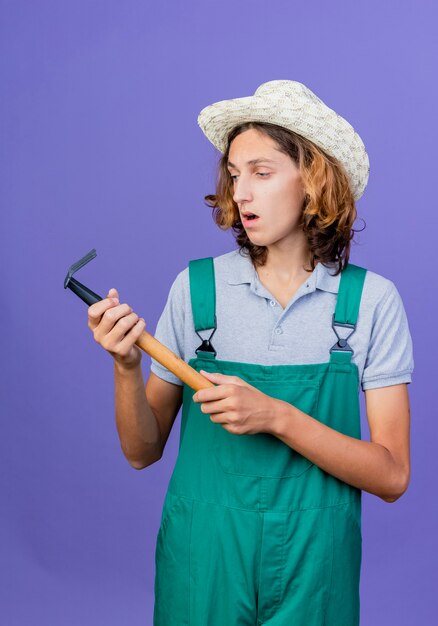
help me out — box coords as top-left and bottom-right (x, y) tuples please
(226, 249), (340, 294)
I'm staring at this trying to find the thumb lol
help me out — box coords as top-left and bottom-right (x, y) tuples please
(200, 370), (252, 388)
(200, 370), (223, 378)
(107, 287), (119, 300)
(200, 370), (241, 383)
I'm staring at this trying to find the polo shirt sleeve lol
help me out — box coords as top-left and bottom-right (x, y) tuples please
(361, 280), (414, 391)
(149, 270), (186, 386)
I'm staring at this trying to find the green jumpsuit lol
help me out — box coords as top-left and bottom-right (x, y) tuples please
(154, 256), (367, 625)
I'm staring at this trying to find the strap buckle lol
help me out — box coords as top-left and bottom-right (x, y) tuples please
(329, 313), (356, 354)
(195, 314), (217, 357)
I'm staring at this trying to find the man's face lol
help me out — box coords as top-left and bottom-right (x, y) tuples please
(227, 128), (306, 248)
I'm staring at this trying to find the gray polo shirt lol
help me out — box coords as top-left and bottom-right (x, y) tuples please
(150, 248), (414, 392)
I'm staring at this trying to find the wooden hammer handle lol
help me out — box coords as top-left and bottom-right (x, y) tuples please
(135, 330), (215, 391)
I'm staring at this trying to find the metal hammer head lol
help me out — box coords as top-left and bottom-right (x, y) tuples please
(64, 249), (97, 289)
(64, 248), (103, 306)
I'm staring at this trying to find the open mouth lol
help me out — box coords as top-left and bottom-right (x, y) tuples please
(241, 212), (260, 224)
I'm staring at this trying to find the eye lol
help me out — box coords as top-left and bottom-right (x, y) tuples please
(230, 172), (270, 182)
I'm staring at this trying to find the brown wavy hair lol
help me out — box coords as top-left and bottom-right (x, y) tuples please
(203, 121), (365, 276)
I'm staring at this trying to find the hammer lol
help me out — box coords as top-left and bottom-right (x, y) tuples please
(64, 249), (215, 392)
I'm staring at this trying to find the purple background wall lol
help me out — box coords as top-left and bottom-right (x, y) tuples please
(1, 1), (435, 624)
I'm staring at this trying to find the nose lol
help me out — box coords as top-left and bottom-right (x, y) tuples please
(232, 174), (253, 206)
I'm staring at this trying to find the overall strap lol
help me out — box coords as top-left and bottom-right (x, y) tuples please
(329, 263), (367, 365)
(188, 257), (217, 358)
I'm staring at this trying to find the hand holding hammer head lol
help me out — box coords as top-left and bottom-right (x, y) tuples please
(88, 287), (146, 370)
(65, 249), (214, 391)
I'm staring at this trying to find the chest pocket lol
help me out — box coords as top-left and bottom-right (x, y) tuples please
(212, 379), (320, 478)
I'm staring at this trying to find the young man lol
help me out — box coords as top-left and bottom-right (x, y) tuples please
(88, 80), (413, 625)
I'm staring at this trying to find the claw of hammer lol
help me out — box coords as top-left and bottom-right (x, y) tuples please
(64, 248), (215, 391)
(64, 248), (102, 305)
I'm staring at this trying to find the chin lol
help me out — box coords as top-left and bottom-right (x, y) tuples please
(247, 236), (267, 247)
(247, 233), (274, 246)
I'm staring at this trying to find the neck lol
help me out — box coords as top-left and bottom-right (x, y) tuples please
(258, 241), (314, 284)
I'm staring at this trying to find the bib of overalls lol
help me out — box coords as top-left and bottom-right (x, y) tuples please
(154, 257), (367, 626)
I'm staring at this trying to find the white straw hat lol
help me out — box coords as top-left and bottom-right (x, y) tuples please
(197, 79), (370, 200)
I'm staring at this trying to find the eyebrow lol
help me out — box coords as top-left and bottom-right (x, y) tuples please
(227, 158), (278, 169)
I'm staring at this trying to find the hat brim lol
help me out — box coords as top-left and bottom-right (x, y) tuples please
(197, 86), (369, 200)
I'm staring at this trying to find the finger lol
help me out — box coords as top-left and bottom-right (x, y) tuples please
(88, 294), (120, 328)
(199, 400), (226, 415)
(107, 287), (119, 300)
(200, 370), (244, 385)
(208, 411), (230, 424)
(195, 387), (234, 404)
(193, 384), (233, 404)
(112, 317), (146, 357)
(93, 303), (133, 339)
(98, 310), (140, 346)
